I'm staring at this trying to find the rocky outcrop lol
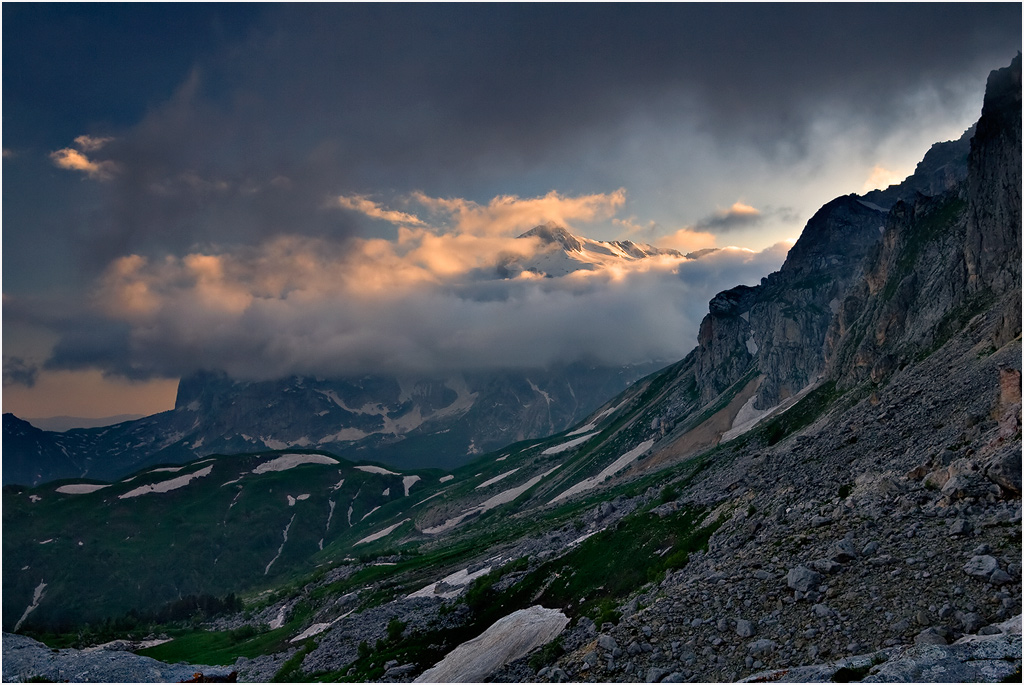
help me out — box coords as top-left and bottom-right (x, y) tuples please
(825, 53), (1021, 390)
(1, 632), (235, 683)
(862, 124), (973, 210)
(965, 52), (1023, 298)
(692, 195), (885, 408)
(741, 615), (1021, 683)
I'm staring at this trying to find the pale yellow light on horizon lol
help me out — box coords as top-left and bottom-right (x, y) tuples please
(2, 369), (178, 420)
(861, 165), (906, 193)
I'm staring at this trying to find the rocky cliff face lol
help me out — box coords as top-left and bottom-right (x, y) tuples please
(693, 196), (886, 408)
(691, 56), (1017, 415)
(826, 53), (1021, 388)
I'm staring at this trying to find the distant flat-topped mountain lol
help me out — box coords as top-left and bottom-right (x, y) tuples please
(23, 414), (146, 432)
(2, 362), (664, 487)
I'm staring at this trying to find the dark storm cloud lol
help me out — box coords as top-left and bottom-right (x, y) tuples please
(3, 357), (39, 388)
(14, 4), (1017, 268)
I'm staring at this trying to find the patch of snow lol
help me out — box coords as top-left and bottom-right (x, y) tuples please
(39, 539), (54, 545)
(746, 335), (759, 355)
(297, 493), (310, 501)
(318, 427), (372, 443)
(191, 437), (205, 449)
(413, 490), (448, 507)
(264, 514), (296, 575)
(527, 379), (553, 405)
(28, 495), (42, 502)
(722, 393), (773, 441)
(221, 478), (242, 487)
(252, 453), (339, 474)
(119, 465), (214, 499)
(355, 465), (400, 475)
(290, 622), (334, 643)
(829, 297), (841, 314)
(55, 483), (109, 495)
(415, 606), (569, 683)
(331, 478), (346, 491)
(268, 606), (288, 630)
(541, 433), (597, 455)
(550, 439), (655, 503)
(262, 438), (289, 450)
(13, 581), (47, 632)
(569, 529), (603, 547)
(149, 466), (185, 474)
(287, 495), (296, 507)
(857, 199), (887, 212)
(495, 455), (508, 461)
(382, 487), (391, 497)
(83, 638), (172, 653)
(565, 422), (596, 436)
(361, 506), (380, 521)
(355, 518), (410, 545)
(476, 468), (520, 489)
(424, 465), (561, 534)
(406, 565), (493, 599)
(439, 475), (455, 483)
(403, 475), (421, 496)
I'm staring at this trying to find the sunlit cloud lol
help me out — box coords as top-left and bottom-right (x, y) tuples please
(695, 201), (763, 232)
(71, 223), (787, 381)
(73, 134), (114, 152)
(656, 228), (718, 252)
(336, 194), (426, 226)
(49, 146), (118, 180)
(411, 188), (627, 236)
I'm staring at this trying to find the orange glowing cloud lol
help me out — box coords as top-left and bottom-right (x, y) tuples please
(656, 228), (718, 252)
(861, 165), (905, 193)
(410, 188), (627, 236)
(49, 147), (119, 180)
(49, 134), (119, 180)
(73, 134), (114, 152)
(336, 194), (426, 226)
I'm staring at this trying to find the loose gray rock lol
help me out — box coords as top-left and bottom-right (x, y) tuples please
(646, 666), (671, 682)
(748, 639), (777, 656)
(963, 555), (999, 578)
(597, 634), (618, 652)
(914, 627), (950, 645)
(949, 518), (973, 536)
(989, 568), (1013, 586)
(787, 566), (822, 592)
(736, 619), (755, 638)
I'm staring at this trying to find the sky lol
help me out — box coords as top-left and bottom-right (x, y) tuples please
(2, 3), (1020, 419)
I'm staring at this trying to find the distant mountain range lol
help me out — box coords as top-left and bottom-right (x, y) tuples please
(22, 415), (146, 433)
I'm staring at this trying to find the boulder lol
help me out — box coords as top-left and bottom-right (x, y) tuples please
(787, 566), (822, 592)
(963, 555), (999, 579)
